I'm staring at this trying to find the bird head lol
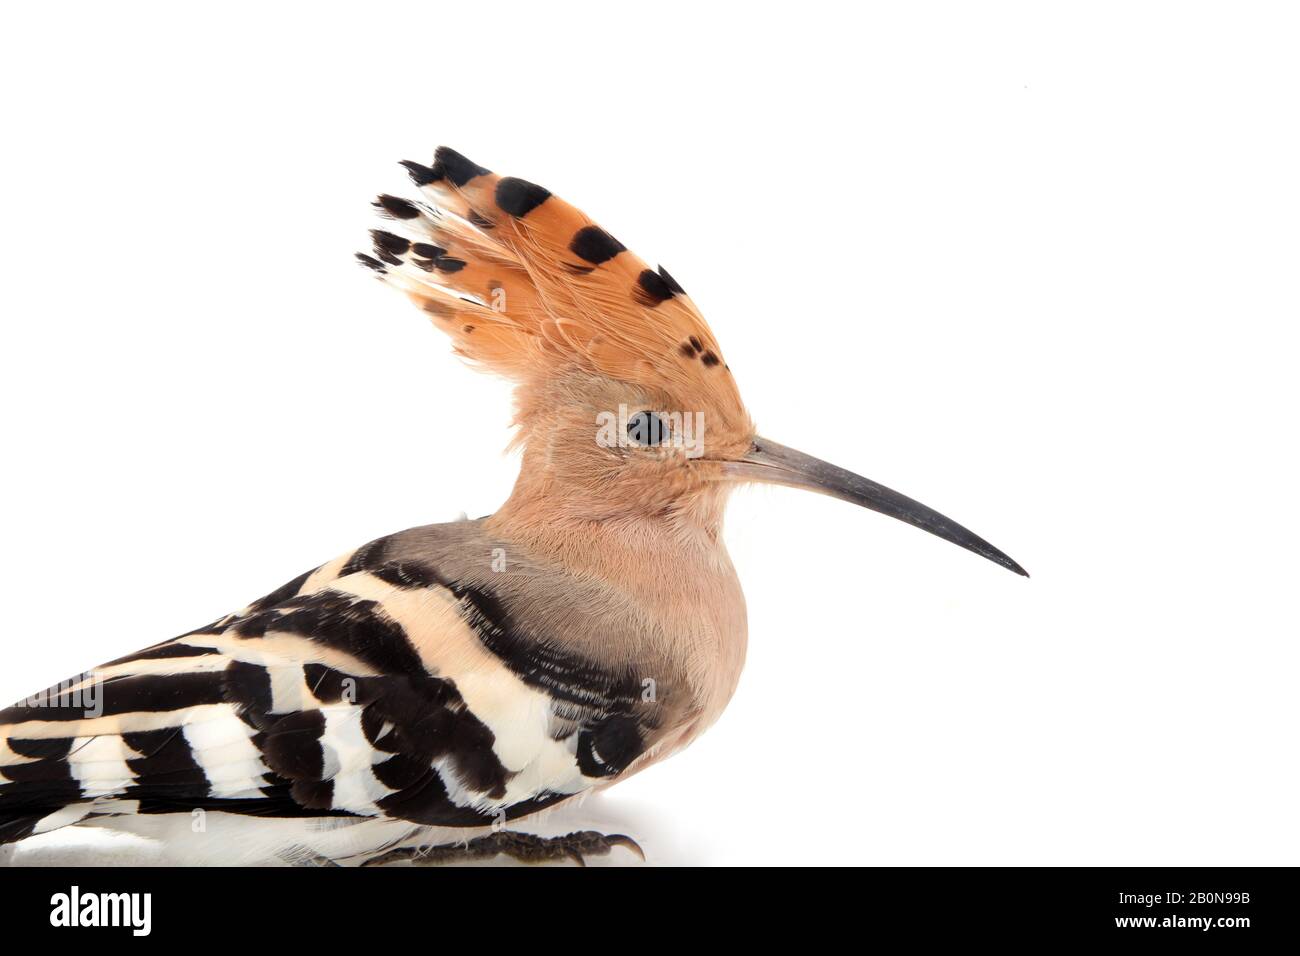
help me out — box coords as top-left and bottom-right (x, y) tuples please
(362, 147), (1025, 576)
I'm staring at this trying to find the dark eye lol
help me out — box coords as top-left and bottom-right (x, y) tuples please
(627, 411), (668, 446)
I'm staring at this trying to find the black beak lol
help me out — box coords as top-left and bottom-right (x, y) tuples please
(720, 437), (1028, 577)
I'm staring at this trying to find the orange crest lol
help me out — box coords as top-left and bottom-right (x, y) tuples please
(360, 147), (750, 437)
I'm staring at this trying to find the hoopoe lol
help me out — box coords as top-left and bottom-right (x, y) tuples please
(0, 147), (1026, 866)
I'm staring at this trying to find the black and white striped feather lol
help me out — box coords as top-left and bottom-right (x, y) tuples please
(0, 522), (657, 859)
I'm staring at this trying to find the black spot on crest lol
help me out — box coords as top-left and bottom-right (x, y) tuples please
(433, 147), (491, 187)
(569, 226), (626, 264)
(375, 194), (420, 220)
(633, 268), (675, 306)
(400, 160), (438, 186)
(495, 177), (551, 218)
(657, 265), (685, 295)
(371, 230), (410, 258)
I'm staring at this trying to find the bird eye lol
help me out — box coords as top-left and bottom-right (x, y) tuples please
(626, 411), (668, 447)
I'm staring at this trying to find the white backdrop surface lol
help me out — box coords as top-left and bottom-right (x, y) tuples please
(1, 2), (1296, 865)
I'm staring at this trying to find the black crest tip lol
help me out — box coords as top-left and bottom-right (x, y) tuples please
(374, 194), (421, 220)
(432, 147), (492, 187)
(400, 160), (439, 186)
(369, 230), (410, 255)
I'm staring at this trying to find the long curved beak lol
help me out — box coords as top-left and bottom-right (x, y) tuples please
(720, 437), (1028, 577)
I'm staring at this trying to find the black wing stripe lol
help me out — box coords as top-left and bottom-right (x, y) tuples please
(0, 673), (226, 723)
(124, 727), (207, 785)
(6, 737), (74, 760)
(245, 567), (318, 612)
(446, 581), (645, 711)
(105, 643), (221, 666)
(226, 590), (427, 677)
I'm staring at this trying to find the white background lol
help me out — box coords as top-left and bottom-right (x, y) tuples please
(1, 2), (1297, 865)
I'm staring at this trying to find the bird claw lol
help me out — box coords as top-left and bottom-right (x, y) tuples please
(362, 829), (645, 867)
(603, 833), (646, 862)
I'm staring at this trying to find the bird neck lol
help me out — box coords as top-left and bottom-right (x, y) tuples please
(487, 478), (734, 587)
(487, 475), (748, 741)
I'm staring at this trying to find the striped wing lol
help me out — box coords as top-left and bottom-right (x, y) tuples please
(0, 547), (605, 845)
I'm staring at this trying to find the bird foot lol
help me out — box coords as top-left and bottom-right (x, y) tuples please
(361, 829), (644, 867)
